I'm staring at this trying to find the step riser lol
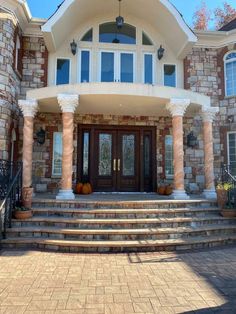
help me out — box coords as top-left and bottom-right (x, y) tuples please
(11, 219), (236, 229)
(32, 202), (217, 210)
(2, 238), (236, 253)
(32, 210), (220, 219)
(6, 228), (236, 241)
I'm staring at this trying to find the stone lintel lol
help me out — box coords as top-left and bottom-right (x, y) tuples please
(18, 99), (38, 117)
(166, 98), (191, 117)
(57, 94), (79, 113)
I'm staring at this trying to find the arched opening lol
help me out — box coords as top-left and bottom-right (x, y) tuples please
(99, 22), (136, 44)
(224, 51), (236, 97)
(142, 32), (153, 46)
(81, 28), (93, 42)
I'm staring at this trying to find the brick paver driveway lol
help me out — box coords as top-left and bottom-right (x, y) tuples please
(0, 247), (236, 313)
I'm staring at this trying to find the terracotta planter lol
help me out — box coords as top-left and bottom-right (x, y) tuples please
(216, 189), (228, 209)
(14, 210), (32, 220)
(22, 187), (33, 209)
(220, 209), (236, 218)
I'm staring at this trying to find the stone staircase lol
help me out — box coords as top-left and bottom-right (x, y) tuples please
(2, 198), (236, 252)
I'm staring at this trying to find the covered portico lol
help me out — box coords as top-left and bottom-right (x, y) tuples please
(18, 83), (218, 200)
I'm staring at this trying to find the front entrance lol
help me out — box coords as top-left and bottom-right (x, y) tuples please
(77, 125), (156, 192)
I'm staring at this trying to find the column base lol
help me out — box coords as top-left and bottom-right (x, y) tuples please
(172, 190), (190, 200)
(56, 190), (75, 200)
(203, 189), (217, 200)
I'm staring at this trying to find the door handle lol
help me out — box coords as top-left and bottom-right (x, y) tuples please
(118, 159), (121, 172)
(113, 159), (116, 171)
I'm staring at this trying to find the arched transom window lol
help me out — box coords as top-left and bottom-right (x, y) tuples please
(225, 52), (236, 97)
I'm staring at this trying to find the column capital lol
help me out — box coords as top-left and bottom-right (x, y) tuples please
(201, 107), (219, 123)
(166, 98), (190, 117)
(18, 99), (38, 117)
(57, 94), (79, 113)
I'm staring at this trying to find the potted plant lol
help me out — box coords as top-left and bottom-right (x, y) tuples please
(220, 201), (236, 218)
(14, 202), (33, 219)
(216, 182), (232, 209)
(22, 187), (34, 209)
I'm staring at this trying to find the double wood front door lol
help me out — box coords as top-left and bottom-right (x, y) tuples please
(77, 125), (156, 192)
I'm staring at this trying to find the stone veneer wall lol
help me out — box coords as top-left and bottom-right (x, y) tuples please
(32, 113), (206, 194)
(0, 9), (21, 160)
(185, 47), (236, 179)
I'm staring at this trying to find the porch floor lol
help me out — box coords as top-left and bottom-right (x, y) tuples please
(33, 192), (206, 203)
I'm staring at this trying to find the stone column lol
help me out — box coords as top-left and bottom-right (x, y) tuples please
(56, 94), (79, 200)
(201, 107), (219, 200)
(18, 99), (38, 188)
(166, 98), (190, 200)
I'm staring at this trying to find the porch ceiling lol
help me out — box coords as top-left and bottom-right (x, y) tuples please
(26, 83), (210, 117)
(41, 0), (197, 58)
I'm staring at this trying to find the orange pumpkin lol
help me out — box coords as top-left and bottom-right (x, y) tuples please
(87, 183), (92, 194)
(82, 183), (90, 195)
(75, 182), (83, 194)
(165, 185), (173, 196)
(158, 186), (166, 195)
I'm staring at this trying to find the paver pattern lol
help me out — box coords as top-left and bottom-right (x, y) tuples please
(0, 247), (236, 313)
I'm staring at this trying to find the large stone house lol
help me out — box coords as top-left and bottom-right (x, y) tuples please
(1, 0), (236, 200)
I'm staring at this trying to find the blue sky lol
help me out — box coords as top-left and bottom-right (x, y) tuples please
(28, 0), (236, 29)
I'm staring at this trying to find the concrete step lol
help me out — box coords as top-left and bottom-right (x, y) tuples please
(11, 215), (236, 229)
(32, 206), (220, 219)
(32, 198), (217, 210)
(6, 224), (236, 241)
(2, 235), (236, 253)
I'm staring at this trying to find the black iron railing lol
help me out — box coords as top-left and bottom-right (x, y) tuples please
(221, 164), (236, 208)
(0, 162), (22, 239)
(0, 160), (21, 200)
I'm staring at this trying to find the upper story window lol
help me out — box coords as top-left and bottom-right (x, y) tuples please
(142, 32), (153, 46)
(56, 58), (70, 85)
(81, 28), (93, 42)
(164, 64), (176, 87)
(15, 36), (21, 71)
(225, 52), (236, 97)
(99, 22), (136, 44)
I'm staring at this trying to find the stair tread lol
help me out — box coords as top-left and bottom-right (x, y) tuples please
(32, 207), (220, 214)
(11, 215), (235, 224)
(2, 234), (236, 247)
(6, 224), (236, 235)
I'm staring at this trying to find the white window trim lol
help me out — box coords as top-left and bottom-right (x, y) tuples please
(99, 50), (136, 83)
(163, 63), (177, 88)
(78, 49), (92, 83)
(227, 131), (236, 166)
(224, 51), (236, 97)
(52, 132), (63, 177)
(55, 57), (72, 85)
(143, 52), (155, 85)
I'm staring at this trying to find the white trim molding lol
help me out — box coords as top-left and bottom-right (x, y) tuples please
(18, 99), (38, 117)
(166, 98), (191, 117)
(57, 94), (79, 113)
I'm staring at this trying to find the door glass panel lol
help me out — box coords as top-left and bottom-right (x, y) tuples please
(83, 132), (89, 176)
(120, 53), (133, 83)
(144, 136), (150, 177)
(99, 134), (112, 176)
(122, 135), (135, 176)
(101, 52), (114, 82)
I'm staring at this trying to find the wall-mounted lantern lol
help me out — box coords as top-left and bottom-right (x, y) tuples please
(70, 39), (77, 55)
(187, 131), (198, 148)
(36, 128), (46, 145)
(157, 45), (165, 60)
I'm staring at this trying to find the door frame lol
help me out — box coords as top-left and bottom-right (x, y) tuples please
(77, 124), (157, 192)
